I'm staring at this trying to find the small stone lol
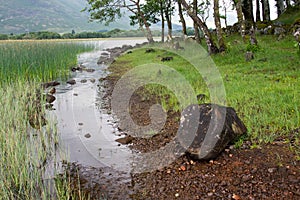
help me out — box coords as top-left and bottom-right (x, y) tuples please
(175, 193), (179, 197)
(45, 94), (56, 104)
(207, 192), (213, 197)
(166, 169), (171, 174)
(232, 194), (241, 200)
(73, 93), (78, 96)
(67, 79), (76, 85)
(84, 133), (91, 138)
(220, 181), (227, 186)
(80, 79), (87, 83)
(115, 135), (133, 145)
(245, 51), (254, 62)
(268, 168), (277, 173)
(242, 175), (252, 182)
(90, 78), (96, 83)
(229, 154), (233, 158)
(180, 165), (186, 171)
(48, 87), (56, 94)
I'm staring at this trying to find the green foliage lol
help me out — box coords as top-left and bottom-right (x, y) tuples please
(0, 34), (8, 40)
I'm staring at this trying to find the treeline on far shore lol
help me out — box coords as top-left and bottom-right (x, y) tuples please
(0, 28), (189, 40)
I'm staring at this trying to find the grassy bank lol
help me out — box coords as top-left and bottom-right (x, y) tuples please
(108, 35), (300, 153)
(0, 40), (92, 199)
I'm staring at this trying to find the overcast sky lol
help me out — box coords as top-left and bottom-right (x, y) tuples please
(173, 0), (278, 28)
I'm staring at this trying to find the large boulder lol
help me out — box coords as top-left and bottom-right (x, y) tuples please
(177, 104), (247, 160)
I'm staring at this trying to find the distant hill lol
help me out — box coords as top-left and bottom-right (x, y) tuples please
(0, 0), (132, 34)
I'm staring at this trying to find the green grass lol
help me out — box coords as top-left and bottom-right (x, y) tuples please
(109, 35), (300, 147)
(0, 40), (92, 199)
(275, 5), (300, 25)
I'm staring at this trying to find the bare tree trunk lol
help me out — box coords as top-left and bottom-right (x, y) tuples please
(235, 0), (246, 41)
(223, 0), (228, 28)
(181, 0), (219, 54)
(160, 1), (165, 42)
(193, 0), (201, 44)
(256, 0), (261, 22)
(261, 0), (270, 21)
(241, 0), (254, 23)
(136, 1), (154, 43)
(214, 0), (226, 52)
(178, 0), (187, 36)
(275, 0), (285, 17)
(164, 0), (172, 41)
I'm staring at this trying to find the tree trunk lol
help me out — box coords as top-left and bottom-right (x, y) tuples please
(261, 0), (270, 21)
(178, 0), (187, 36)
(234, 0), (246, 41)
(160, 1), (165, 42)
(256, 0), (261, 22)
(136, 1), (154, 43)
(165, 0), (172, 41)
(223, 2), (228, 28)
(193, 0), (201, 44)
(181, 0), (219, 54)
(241, 0), (254, 23)
(285, 0), (290, 7)
(275, 0), (285, 17)
(214, 0), (226, 52)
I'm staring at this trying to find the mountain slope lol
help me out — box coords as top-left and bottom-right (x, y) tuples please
(0, 0), (131, 34)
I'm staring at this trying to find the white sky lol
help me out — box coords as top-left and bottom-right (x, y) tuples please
(173, 0), (278, 28)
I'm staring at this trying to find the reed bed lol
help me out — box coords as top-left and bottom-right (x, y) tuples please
(0, 41), (92, 85)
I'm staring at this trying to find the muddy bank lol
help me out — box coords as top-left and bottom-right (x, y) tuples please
(99, 44), (300, 199)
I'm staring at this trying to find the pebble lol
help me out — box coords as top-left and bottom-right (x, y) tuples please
(180, 166), (186, 171)
(232, 194), (241, 200)
(207, 192), (213, 197)
(268, 168), (277, 173)
(175, 193), (179, 197)
(84, 133), (91, 138)
(78, 123), (84, 126)
(242, 175), (252, 182)
(220, 181), (227, 186)
(67, 79), (76, 85)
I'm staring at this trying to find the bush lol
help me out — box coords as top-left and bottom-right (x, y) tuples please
(0, 34), (8, 40)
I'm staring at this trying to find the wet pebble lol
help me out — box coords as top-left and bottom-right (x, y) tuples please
(90, 78), (96, 83)
(81, 79), (87, 83)
(85, 133), (91, 138)
(67, 79), (76, 85)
